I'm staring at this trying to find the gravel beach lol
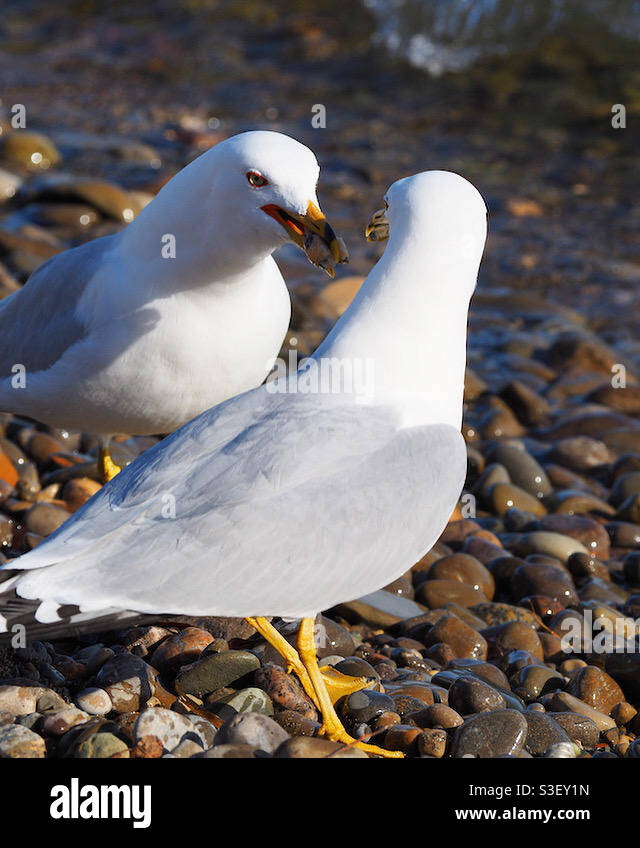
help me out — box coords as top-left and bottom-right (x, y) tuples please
(0, 0), (639, 758)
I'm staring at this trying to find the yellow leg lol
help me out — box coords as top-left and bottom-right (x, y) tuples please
(246, 617), (374, 707)
(98, 444), (121, 482)
(297, 617), (403, 758)
(246, 616), (320, 709)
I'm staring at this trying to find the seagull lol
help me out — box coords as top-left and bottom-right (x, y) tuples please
(0, 171), (487, 756)
(0, 130), (347, 480)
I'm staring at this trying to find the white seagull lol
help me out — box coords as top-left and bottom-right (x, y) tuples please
(0, 130), (346, 479)
(0, 171), (487, 756)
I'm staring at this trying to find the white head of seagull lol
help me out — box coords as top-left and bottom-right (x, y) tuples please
(316, 170), (487, 429)
(122, 130), (347, 283)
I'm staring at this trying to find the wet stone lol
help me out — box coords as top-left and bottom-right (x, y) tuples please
(482, 621), (544, 662)
(275, 736), (368, 758)
(548, 692), (615, 732)
(339, 689), (395, 726)
(214, 713), (289, 755)
(408, 703), (463, 729)
(175, 649), (260, 697)
(384, 724), (422, 754)
(489, 483), (547, 518)
(150, 626), (214, 675)
(447, 676), (506, 714)
(272, 710), (320, 737)
(424, 615), (488, 660)
(417, 728), (448, 757)
(511, 562), (578, 605)
(427, 554), (495, 599)
(451, 709), (528, 758)
(550, 712), (600, 748)
(512, 665), (564, 703)
(208, 687), (274, 718)
(524, 711), (572, 757)
(486, 444), (552, 499)
(447, 658), (510, 689)
(568, 666), (624, 715)
(253, 664), (316, 718)
(416, 579), (487, 609)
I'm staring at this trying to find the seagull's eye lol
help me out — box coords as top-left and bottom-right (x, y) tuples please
(247, 171), (268, 187)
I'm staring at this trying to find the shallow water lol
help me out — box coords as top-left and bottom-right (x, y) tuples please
(0, 0), (639, 366)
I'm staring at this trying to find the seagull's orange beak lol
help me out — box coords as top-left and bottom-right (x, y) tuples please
(261, 200), (348, 276)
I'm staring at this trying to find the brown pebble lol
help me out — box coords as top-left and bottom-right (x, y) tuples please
(425, 615), (488, 660)
(482, 621), (543, 661)
(427, 553), (495, 599)
(417, 728), (447, 757)
(417, 579), (487, 609)
(408, 703), (463, 729)
(253, 663), (318, 720)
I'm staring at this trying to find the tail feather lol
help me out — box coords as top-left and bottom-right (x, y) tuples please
(0, 567), (145, 644)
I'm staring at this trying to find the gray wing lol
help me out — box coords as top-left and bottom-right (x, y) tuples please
(11, 387), (466, 618)
(0, 235), (116, 379)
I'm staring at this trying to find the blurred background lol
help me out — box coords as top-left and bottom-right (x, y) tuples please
(0, 0), (639, 368)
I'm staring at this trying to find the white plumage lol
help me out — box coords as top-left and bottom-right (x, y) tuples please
(0, 131), (336, 435)
(0, 170), (486, 634)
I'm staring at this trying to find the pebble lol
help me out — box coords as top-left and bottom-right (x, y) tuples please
(150, 627), (214, 675)
(568, 666), (624, 715)
(175, 649), (260, 697)
(489, 483), (547, 517)
(75, 688), (113, 716)
(511, 531), (589, 563)
(548, 692), (615, 731)
(427, 554), (495, 599)
(275, 736), (368, 758)
(424, 615), (488, 660)
(253, 664), (316, 718)
(417, 579), (487, 609)
(75, 732), (129, 759)
(417, 728), (448, 757)
(523, 711), (572, 756)
(42, 707), (90, 736)
(511, 562), (578, 605)
(214, 713), (289, 755)
(0, 131), (61, 169)
(95, 654), (157, 713)
(408, 703), (463, 729)
(448, 676), (505, 714)
(485, 444), (552, 499)
(482, 621), (544, 661)
(0, 723), (46, 757)
(208, 687), (274, 718)
(134, 707), (215, 751)
(550, 712), (600, 748)
(512, 665), (564, 702)
(24, 502), (71, 536)
(451, 709), (528, 758)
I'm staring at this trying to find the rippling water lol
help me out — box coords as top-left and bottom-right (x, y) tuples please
(365, 0), (640, 74)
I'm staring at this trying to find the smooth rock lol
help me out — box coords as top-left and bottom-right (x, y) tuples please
(75, 688), (112, 716)
(0, 723), (46, 757)
(451, 709), (528, 758)
(214, 713), (289, 754)
(175, 649), (260, 697)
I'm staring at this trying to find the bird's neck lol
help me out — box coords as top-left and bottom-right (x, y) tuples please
(315, 232), (478, 429)
(119, 162), (276, 292)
